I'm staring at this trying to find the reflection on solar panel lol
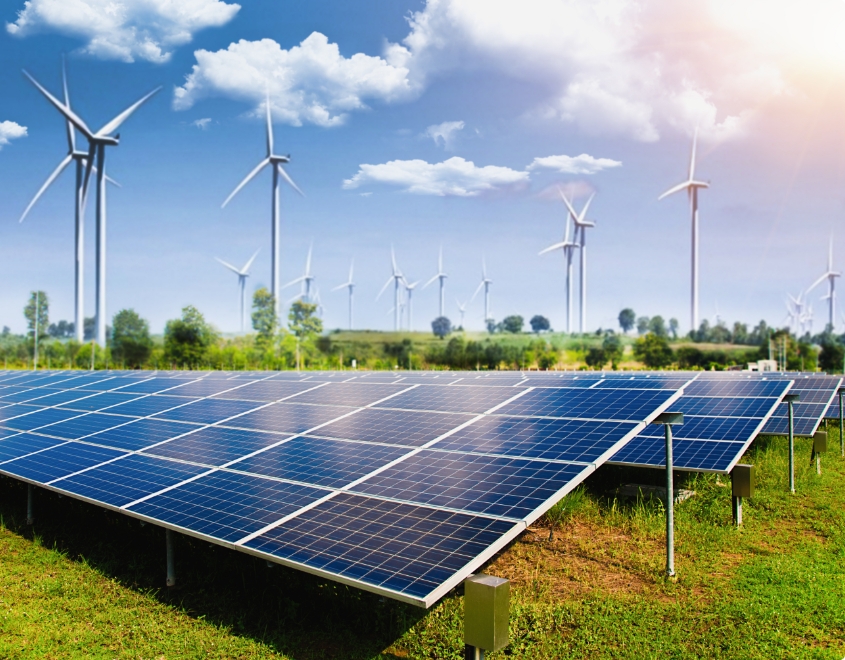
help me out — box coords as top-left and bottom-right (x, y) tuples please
(759, 376), (842, 437)
(0, 369), (686, 607)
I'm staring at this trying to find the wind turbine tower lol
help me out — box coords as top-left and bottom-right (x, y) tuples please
(284, 245), (316, 304)
(24, 68), (160, 347)
(659, 129), (710, 332)
(216, 249), (259, 333)
(377, 247), (404, 331)
(423, 246), (448, 317)
(403, 278), (419, 330)
(470, 258), (493, 324)
(456, 299), (467, 328)
(808, 238), (840, 329)
(539, 211), (579, 332)
(332, 260), (355, 330)
(557, 189), (595, 334)
(222, 93), (304, 318)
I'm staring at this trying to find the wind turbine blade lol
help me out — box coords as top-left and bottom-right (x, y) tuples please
(222, 158), (270, 208)
(807, 273), (828, 293)
(287, 293), (304, 304)
(23, 70), (94, 139)
(658, 180), (691, 200)
(578, 193), (595, 223)
(305, 243), (313, 276)
(331, 282), (349, 292)
(829, 235), (834, 271)
(243, 249), (260, 273)
(438, 245), (443, 273)
(376, 276), (393, 301)
(470, 279), (485, 303)
(349, 259), (354, 282)
(104, 172), (121, 187)
(277, 164), (304, 196)
(19, 153), (73, 223)
(482, 255), (487, 280)
(689, 128), (698, 181)
(62, 57), (75, 153)
(81, 141), (96, 211)
(282, 276), (306, 289)
(215, 257), (242, 275)
(422, 273), (439, 289)
(557, 187), (580, 221)
(539, 242), (566, 255)
(96, 87), (162, 136)
(265, 90), (274, 157)
(391, 245), (398, 275)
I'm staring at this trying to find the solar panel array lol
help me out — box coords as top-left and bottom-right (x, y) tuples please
(758, 375), (843, 437)
(0, 369), (687, 607)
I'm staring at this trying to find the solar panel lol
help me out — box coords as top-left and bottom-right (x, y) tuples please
(759, 376), (842, 437)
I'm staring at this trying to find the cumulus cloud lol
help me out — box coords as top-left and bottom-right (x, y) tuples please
(343, 156), (528, 196)
(173, 33), (415, 127)
(191, 117), (211, 129)
(424, 120), (464, 148)
(528, 153), (622, 174)
(0, 121), (27, 149)
(6, 0), (240, 64)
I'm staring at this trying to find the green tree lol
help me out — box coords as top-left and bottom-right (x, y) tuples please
(501, 315), (524, 333)
(24, 291), (49, 341)
(110, 309), (152, 368)
(288, 301), (322, 338)
(636, 316), (650, 335)
(530, 315), (550, 333)
(584, 347), (606, 369)
(732, 322), (748, 344)
(431, 316), (451, 339)
(648, 315), (667, 337)
(633, 333), (673, 368)
(251, 288), (278, 345)
(819, 339), (844, 373)
(602, 333), (623, 368)
(618, 308), (635, 333)
(163, 305), (217, 369)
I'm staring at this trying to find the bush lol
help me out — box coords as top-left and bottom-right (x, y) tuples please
(633, 333), (673, 368)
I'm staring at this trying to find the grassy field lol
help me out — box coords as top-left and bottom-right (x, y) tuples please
(1, 428), (844, 658)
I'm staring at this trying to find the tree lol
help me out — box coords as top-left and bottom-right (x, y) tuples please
(486, 319), (498, 334)
(110, 309), (152, 368)
(618, 308), (635, 333)
(668, 318), (679, 339)
(24, 291), (49, 341)
(648, 315), (667, 337)
(819, 339), (844, 373)
(163, 305), (217, 369)
(251, 288), (278, 345)
(431, 316), (452, 339)
(633, 333), (673, 368)
(602, 333), (623, 368)
(584, 347), (606, 368)
(530, 315), (550, 333)
(48, 320), (74, 339)
(732, 322), (748, 344)
(636, 316), (650, 335)
(289, 300), (322, 338)
(501, 315), (524, 333)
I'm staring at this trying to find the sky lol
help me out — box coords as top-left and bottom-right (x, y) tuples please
(2, 0), (845, 337)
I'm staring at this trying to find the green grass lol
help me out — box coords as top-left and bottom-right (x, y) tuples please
(2, 428), (844, 658)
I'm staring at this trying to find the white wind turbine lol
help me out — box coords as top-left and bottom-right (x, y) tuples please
(456, 299), (468, 328)
(807, 238), (840, 330)
(659, 129), (710, 333)
(470, 257), (493, 324)
(558, 188), (595, 333)
(403, 277), (420, 331)
(284, 245), (316, 304)
(23, 69), (160, 346)
(222, 92), (304, 319)
(19, 59), (120, 343)
(423, 246), (448, 318)
(216, 249), (259, 333)
(377, 247), (404, 331)
(539, 211), (579, 333)
(332, 260), (355, 330)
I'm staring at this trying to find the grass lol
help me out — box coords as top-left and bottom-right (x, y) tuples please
(1, 427), (844, 658)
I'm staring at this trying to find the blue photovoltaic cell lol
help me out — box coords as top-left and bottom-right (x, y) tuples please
(0, 386), (32, 399)
(1, 407), (78, 431)
(0, 403), (47, 422)
(36, 413), (135, 439)
(53, 454), (207, 507)
(0, 433), (65, 462)
(81, 377), (140, 391)
(312, 408), (475, 447)
(673, 396), (779, 418)
(83, 418), (200, 451)
(229, 436), (409, 488)
(496, 387), (675, 421)
(118, 378), (192, 394)
(0, 388), (62, 403)
(166, 379), (254, 397)
(105, 395), (198, 417)
(57, 392), (141, 412)
(434, 416), (639, 463)
(288, 383), (410, 408)
(0, 441), (126, 482)
(223, 402), (351, 434)
(373, 385), (518, 414)
(245, 493), (519, 600)
(610, 436), (746, 472)
(592, 378), (690, 390)
(211, 380), (320, 402)
(521, 377), (600, 388)
(144, 426), (287, 466)
(22, 390), (99, 407)
(352, 450), (586, 519)
(634, 416), (766, 442)
(683, 380), (788, 398)
(151, 398), (264, 424)
(128, 470), (329, 542)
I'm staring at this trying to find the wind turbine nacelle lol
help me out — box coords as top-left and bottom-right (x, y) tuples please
(96, 136), (120, 146)
(272, 155), (290, 163)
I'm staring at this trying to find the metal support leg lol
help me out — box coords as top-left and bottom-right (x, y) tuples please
(464, 645), (484, 660)
(839, 390), (843, 458)
(732, 496), (742, 526)
(664, 424), (675, 577)
(816, 455), (821, 475)
(26, 485), (34, 525)
(165, 529), (176, 587)
(788, 401), (795, 494)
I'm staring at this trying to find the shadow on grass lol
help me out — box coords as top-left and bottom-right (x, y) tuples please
(0, 476), (423, 660)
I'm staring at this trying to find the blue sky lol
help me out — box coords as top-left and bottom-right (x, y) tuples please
(1, 0), (845, 336)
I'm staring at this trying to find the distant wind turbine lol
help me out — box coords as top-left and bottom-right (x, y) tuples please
(216, 249), (259, 333)
(539, 211), (579, 333)
(558, 188), (595, 333)
(332, 260), (355, 330)
(423, 246), (448, 318)
(659, 129), (710, 332)
(807, 237), (840, 330)
(222, 92), (304, 318)
(403, 278), (419, 330)
(456, 298), (467, 328)
(23, 67), (160, 346)
(470, 257), (493, 324)
(284, 245), (316, 304)
(377, 247), (404, 331)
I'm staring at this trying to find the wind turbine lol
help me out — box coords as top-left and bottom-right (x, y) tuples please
(659, 129), (710, 333)
(312, 286), (324, 317)
(332, 260), (355, 330)
(23, 68), (161, 346)
(215, 249), (259, 333)
(807, 238), (840, 330)
(222, 92), (304, 319)
(558, 188), (595, 333)
(539, 212), (579, 333)
(19, 59), (120, 343)
(377, 247), (404, 331)
(403, 278), (419, 330)
(470, 257), (493, 324)
(456, 299), (468, 328)
(284, 245), (315, 304)
(423, 246), (448, 318)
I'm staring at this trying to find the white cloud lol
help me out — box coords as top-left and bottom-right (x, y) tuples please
(424, 120), (464, 148)
(173, 33), (415, 127)
(192, 117), (211, 130)
(7, 0), (240, 64)
(343, 156), (528, 196)
(0, 121), (27, 149)
(528, 153), (622, 174)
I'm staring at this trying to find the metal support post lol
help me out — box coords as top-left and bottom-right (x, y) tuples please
(26, 484), (34, 525)
(166, 529), (176, 587)
(732, 496), (742, 526)
(784, 394), (799, 493)
(812, 431), (827, 476)
(838, 388), (843, 458)
(464, 645), (483, 660)
(651, 411), (683, 578)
